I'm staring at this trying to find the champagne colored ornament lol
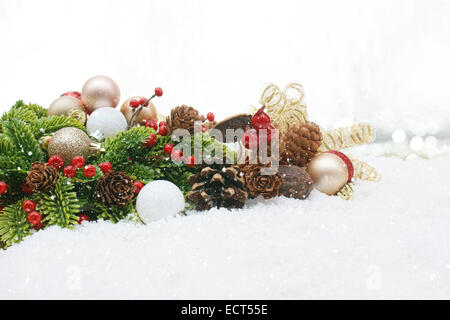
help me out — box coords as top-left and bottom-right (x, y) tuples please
(260, 83), (308, 132)
(81, 75), (121, 112)
(306, 151), (354, 196)
(120, 96), (158, 125)
(48, 127), (92, 165)
(319, 123), (376, 152)
(47, 96), (84, 116)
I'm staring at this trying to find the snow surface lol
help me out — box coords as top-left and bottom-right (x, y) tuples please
(1, 154), (450, 300)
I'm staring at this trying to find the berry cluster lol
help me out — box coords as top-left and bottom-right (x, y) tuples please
(200, 112), (215, 133)
(162, 144), (196, 167)
(144, 119), (168, 138)
(129, 88), (164, 109)
(48, 155), (111, 179)
(21, 200), (42, 229)
(241, 106), (276, 149)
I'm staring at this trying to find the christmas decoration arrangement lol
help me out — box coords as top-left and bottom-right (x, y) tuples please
(0, 77), (380, 249)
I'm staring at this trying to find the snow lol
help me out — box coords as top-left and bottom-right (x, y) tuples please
(1, 154), (450, 300)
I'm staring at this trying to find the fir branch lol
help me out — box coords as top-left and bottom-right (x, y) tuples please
(94, 201), (138, 224)
(0, 200), (33, 248)
(0, 108), (38, 132)
(11, 101), (47, 119)
(37, 177), (81, 228)
(32, 115), (86, 139)
(125, 163), (157, 183)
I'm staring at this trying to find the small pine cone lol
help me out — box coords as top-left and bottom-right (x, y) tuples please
(167, 105), (202, 134)
(97, 171), (136, 208)
(187, 166), (248, 211)
(239, 163), (282, 200)
(26, 162), (59, 192)
(280, 122), (322, 167)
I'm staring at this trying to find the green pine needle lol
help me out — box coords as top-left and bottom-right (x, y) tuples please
(0, 200), (33, 248)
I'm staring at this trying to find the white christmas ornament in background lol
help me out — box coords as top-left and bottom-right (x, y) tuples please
(136, 180), (185, 224)
(86, 107), (127, 140)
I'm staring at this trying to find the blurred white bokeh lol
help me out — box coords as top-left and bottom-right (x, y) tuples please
(0, 0), (449, 139)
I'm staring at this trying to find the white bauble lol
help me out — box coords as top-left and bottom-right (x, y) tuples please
(86, 107), (127, 140)
(136, 180), (185, 224)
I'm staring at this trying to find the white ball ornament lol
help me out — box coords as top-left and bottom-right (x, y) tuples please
(136, 180), (185, 224)
(86, 107), (127, 140)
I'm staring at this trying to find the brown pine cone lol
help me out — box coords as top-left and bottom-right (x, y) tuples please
(280, 121), (322, 167)
(166, 105), (202, 134)
(97, 171), (136, 208)
(279, 165), (314, 200)
(26, 162), (59, 192)
(187, 166), (248, 211)
(239, 163), (282, 200)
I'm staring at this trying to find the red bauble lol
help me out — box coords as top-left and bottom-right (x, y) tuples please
(251, 106), (271, 131)
(145, 119), (158, 131)
(172, 149), (184, 162)
(78, 214), (91, 224)
(164, 143), (174, 155)
(62, 91), (82, 101)
(133, 181), (144, 194)
(241, 128), (259, 149)
(186, 156), (196, 167)
(207, 112), (215, 122)
(0, 181), (7, 195)
(64, 166), (77, 178)
(155, 87), (164, 97)
(48, 155), (64, 170)
(27, 211), (42, 225)
(84, 165), (97, 178)
(158, 124), (168, 136)
(22, 200), (36, 213)
(145, 134), (158, 148)
(99, 162), (113, 174)
(72, 156), (85, 169)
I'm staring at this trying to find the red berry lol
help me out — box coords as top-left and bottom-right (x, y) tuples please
(158, 125), (168, 136)
(145, 134), (158, 148)
(145, 119), (158, 131)
(0, 181), (7, 195)
(23, 200), (36, 213)
(158, 121), (167, 128)
(21, 183), (34, 195)
(164, 143), (174, 155)
(0, 206), (3, 214)
(78, 214), (91, 224)
(48, 155), (64, 170)
(72, 156), (85, 169)
(27, 211), (42, 225)
(241, 129), (259, 149)
(207, 112), (215, 122)
(129, 99), (140, 108)
(251, 106), (271, 131)
(64, 166), (77, 178)
(33, 222), (44, 230)
(186, 156), (196, 167)
(155, 87), (163, 97)
(99, 162), (113, 174)
(84, 165), (97, 178)
(172, 150), (184, 162)
(133, 181), (144, 194)
(139, 98), (148, 106)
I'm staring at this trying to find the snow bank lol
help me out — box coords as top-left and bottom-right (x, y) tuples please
(1, 155), (450, 299)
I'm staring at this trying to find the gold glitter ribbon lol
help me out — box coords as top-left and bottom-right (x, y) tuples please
(319, 123), (376, 152)
(348, 156), (381, 182)
(337, 183), (354, 201)
(260, 83), (308, 131)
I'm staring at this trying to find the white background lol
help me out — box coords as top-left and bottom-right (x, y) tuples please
(0, 0), (449, 138)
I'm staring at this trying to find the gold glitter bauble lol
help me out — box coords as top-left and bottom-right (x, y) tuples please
(48, 96), (84, 116)
(120, 96), (158, 125)
(48, 127), (92, 165)
(81, 75), (121, 113)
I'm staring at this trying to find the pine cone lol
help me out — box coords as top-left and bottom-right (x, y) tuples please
(239, 163), (282, 199)
(26, 162), (59, 192)
(167, 105), (202, 134)
(97, 171), (136, 207)
(280, 122), (322, 167)
(187, 166), (248, 211)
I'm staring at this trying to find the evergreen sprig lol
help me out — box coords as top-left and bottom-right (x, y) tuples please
(0, 200), (33, 248)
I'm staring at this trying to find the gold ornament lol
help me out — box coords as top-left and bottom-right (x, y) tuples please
(260, 83), (308, 132)
(319, 123), (376, 152)
(68, 108), (87, 125)
(120, 96), (158, 126)
(348, 156), (381, 181)
(337, 183), (355, 201)
(47, 96), (84, 116)
(81, 75), (121, 113)
(48, 127), (92, 165)
(306, 152), (352, 196)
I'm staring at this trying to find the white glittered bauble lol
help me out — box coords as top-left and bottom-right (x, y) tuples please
(86, 107), (127, 140)
(136, 180), (185, 224)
